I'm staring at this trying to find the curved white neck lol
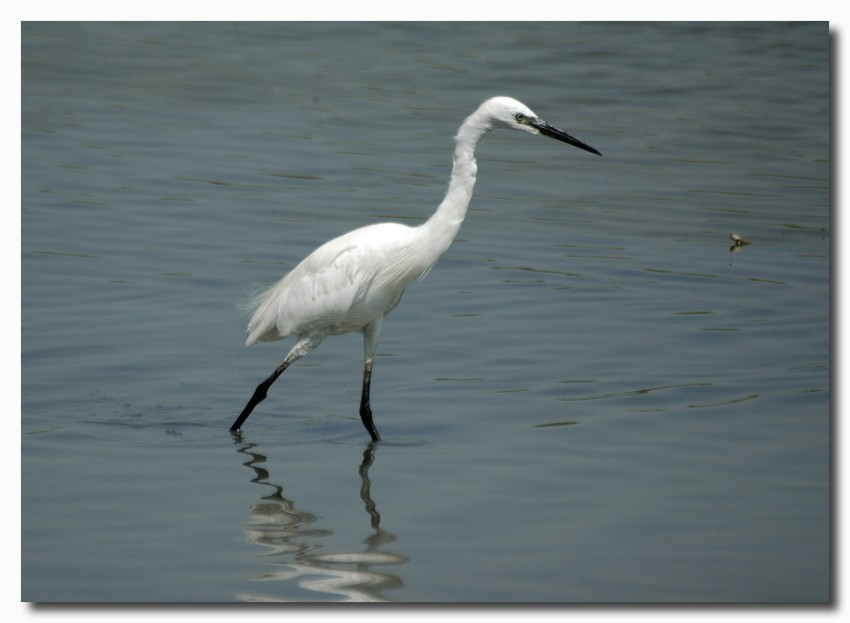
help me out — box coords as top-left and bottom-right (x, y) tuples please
(417, 107), (493, 258)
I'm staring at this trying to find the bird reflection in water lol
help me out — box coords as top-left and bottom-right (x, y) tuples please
(233, 441), (406, 602)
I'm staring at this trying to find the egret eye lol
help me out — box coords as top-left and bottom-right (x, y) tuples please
(515, 113), (526, 123)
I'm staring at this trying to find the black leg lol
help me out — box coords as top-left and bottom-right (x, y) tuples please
(230, 359), (292, 432)
(359, 358), (381, 442)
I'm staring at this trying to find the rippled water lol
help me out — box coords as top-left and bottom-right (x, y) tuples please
(22, 22), (829, 602)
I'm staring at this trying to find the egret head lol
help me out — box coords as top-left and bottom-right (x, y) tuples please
(482, 96), (602, 156)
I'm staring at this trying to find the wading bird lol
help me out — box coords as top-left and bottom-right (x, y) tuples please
(231, 96), (601, 440)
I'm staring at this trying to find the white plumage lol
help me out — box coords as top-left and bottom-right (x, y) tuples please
(245, 223), (432, 346)
(232, 96), (601, 440)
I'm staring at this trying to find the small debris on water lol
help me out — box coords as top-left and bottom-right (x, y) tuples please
(729, 233), (751, 253)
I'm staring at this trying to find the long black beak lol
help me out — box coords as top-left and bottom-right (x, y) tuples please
(532, 119), (602, 156)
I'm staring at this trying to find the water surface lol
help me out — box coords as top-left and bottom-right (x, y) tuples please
(22, 22), (829, 602)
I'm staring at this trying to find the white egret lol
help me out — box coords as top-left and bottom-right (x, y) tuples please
(231, 96), (601, 440)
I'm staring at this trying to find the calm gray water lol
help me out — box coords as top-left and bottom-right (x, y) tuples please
(22, 22), (829, 602)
